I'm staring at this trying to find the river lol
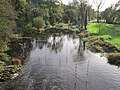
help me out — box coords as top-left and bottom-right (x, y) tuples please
(0, 33), (120, 90)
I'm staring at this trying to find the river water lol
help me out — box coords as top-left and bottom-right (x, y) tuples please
(0, 33), (120, 90)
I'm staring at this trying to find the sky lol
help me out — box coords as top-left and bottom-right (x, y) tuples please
(62, 0), (119, 11)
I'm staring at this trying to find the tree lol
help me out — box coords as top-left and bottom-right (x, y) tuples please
(93, 0), (106, 23)
(0, 0), (17, 51)
(63, 5), (79, 23)
(87, 5), (96, 21)
(30, 0), (64, 25)
(46, 0), (64, 25)
(78, 0), (88, 29)
(84, 9), (88, 29)
(101, 0), (120, 24)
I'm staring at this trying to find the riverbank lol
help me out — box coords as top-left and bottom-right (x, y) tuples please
(0, 28), (77, 82)
(0, 36), (32, 82)
(1, 33), (120, 90)
(0, 23), (120, 82)
(80, 23), (120, 66)
(87, 23), (120, 47)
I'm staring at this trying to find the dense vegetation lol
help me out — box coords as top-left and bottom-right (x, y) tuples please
(101, 0), (120, 24)
(0, 0), (17, 65)
(0, 0), (120, 81)
(0, 0), (96, 65)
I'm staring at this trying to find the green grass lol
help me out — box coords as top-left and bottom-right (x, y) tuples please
(87, 23), (120, 47)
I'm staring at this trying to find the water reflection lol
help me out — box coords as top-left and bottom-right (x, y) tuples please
(1, 33), (120, 90)
(8, 38), (32, 64)
(47, 34), (63, 53)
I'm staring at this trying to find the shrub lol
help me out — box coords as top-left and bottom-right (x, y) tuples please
(33, 17), (46, 30)
(0, 53), (10, 62)
(25, 23), (38, 33)
(0, 61), (6, 66)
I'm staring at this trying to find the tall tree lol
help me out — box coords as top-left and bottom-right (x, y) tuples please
(0, 0), (17, 51)
(93, 0), (106, 23)
(78, 0), (88, 29)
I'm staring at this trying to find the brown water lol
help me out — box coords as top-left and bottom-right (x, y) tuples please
(0, 33), (120, 90)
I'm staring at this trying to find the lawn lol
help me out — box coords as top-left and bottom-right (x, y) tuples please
(87, 23), (120, 47)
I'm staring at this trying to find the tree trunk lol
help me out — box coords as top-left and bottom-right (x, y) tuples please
(84, 9), (87, 29)
(97, 7), (100, 23)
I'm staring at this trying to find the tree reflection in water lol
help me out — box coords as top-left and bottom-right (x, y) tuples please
(8, 38), (32, 64)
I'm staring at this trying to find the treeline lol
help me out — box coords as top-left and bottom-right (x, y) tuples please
(12, 0), (64, 33)
(63, 0), (96, 29)
(101, 0), (120, 24)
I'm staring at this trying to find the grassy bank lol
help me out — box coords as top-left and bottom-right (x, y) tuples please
(85, 23), (120, 66)
(87, 23), (120, 48)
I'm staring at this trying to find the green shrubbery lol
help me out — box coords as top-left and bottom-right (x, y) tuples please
(0, 61), (6, 66)
(33, 17), (46, 30)
(83, 23), (120, 66)
(25, 23), (38, 33)
(0, 53), (11, 67)
(0, 53), (10, 62)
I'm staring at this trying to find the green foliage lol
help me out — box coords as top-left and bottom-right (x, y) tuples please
(33, 17), (46, 29)
(84, 36), (119, 53)
(19, 0), (28, 12)
(0, 61), (6, 66)
(63, 0), (95, 29)
(0, 0), (17, 51)
(87, 23), (120, 47)
(101, 1), (120, 24)
(63, 8), (78, 23)
(25, 23), (38, 33)
(0, 53), (10, 62)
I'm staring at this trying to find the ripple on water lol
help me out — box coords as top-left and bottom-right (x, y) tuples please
(1, 34), (120, 90)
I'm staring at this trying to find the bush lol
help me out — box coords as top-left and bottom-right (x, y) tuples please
(0, 53), (10, 62)
(25, 23), (38, 33)
(0, 61), (6, 66)
(33, 17), (46, 30)
(0, 40), (9, 52)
